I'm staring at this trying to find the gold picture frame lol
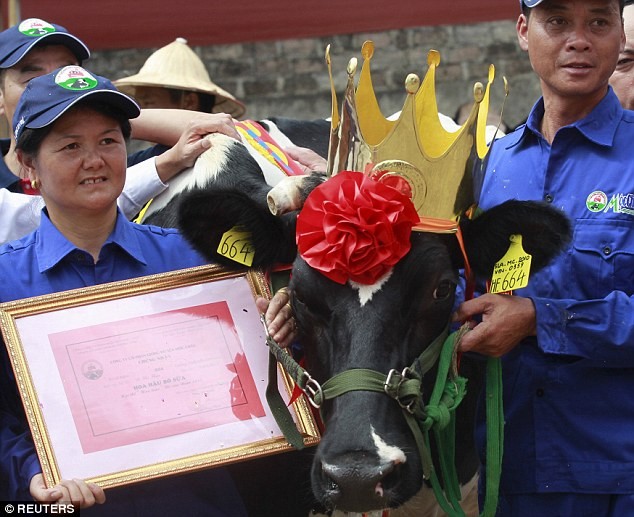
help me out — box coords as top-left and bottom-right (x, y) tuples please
(0, 264), (319, 489)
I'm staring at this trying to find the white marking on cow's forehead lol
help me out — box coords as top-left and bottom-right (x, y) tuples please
(371, 425), (406, 465)
(350, 270), (392, 306)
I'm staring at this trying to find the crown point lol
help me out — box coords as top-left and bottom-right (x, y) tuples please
(362, 40), (375, 60)
(347, 57), (358, 77)
(175, 37), (188, 45)
(427, 49), (440, 67)
(405, 73), (420, 94)
(326, 41), (499, 223)
(473, 82), (485, 103)
(325, 44), (331, 65)
(488, 64), (496, 83)
(503, 76), (509, 95)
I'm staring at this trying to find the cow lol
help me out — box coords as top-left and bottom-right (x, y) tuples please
(138, 117), (329, 230)
(140, 128), (571, 515)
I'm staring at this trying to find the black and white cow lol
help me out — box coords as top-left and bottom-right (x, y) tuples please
(143, 128), (570, 515)
(139, 117), (329, 230)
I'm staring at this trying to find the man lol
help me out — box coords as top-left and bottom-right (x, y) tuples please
(453, 0), (634, 515)
(0, 18), (239, 242)
(114, 37), (246, 117)
(610, 0), (634, 108)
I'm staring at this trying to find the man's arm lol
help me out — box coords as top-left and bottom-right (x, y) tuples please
(454, 291), (634, 366)
(130, 110), (239, 148)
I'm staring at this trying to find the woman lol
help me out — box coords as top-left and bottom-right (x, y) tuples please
(0, 65), (253, 515)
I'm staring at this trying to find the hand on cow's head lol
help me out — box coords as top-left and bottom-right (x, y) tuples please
(283, 144), (327, 174)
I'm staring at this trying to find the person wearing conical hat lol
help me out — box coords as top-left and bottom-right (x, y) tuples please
(115, 38), (246, 118)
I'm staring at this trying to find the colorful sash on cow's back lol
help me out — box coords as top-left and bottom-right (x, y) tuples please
(235, 120), (306, 177)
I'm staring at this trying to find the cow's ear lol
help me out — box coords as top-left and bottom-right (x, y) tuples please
(178, 189), (298, 268)
(459, 200), (571, 279)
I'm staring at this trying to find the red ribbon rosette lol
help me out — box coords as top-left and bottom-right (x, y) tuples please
(296, 171), (419, 285)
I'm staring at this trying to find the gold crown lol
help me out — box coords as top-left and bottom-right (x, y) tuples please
(325, 41), (506, 227)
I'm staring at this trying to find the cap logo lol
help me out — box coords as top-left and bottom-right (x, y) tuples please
(18, 18), (56, 37)
(55, 66), (98, 91)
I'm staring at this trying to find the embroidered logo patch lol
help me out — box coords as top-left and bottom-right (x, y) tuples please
(55, 66), (98, 91)
(18, 18), (56, 37)
(586, 190), (634, 216)
(586, 191), (607, 212)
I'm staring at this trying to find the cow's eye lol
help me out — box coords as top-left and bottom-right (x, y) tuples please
(433, 280), (455, 300)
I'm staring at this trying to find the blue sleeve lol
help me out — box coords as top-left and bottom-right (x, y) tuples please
(533, 291), (634, 367)
(0, 409), (40, 499)
(127, 144), (170, 167)
(0, 345), (41, 499)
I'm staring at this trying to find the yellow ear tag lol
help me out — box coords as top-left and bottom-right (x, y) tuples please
(217, 227), (254, 267)
(489, 234), (532, 294)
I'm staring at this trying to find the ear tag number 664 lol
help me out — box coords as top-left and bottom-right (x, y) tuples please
(218, 227), (255, 267)
(489, 234), (532, 294)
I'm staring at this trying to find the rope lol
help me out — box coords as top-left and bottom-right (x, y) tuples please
(264, 324), (306, 450)
(481, 357), (504, 516)
(264, 321), (504, 516)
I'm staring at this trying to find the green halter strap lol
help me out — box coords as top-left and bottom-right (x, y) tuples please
(263, 317), (503, 516)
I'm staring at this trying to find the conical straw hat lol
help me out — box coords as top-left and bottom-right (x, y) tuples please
(115, 37), (245, 118)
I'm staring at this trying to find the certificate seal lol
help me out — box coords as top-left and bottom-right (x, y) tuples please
(82, 360), (104, 380)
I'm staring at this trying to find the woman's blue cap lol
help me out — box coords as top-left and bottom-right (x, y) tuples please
(13, 65), (140, 142)
(0, 18), (90, 69)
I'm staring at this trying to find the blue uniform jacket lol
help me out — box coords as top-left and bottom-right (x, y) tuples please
(475, 89), (634, 494)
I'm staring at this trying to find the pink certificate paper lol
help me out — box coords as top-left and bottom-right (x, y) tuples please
(50, 302), (264, 454)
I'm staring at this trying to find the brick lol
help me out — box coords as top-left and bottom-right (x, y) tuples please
(91, 19), (538, 129)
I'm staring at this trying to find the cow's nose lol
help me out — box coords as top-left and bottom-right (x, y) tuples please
(320, 457), (398, 512)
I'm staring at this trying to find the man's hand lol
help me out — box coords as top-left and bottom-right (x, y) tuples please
(154, 114), (239, 182)
(284, 145), (327, 174)
(30, 473), (106, 509)
(256, 287), (296, 348)
(452, 294), (537, 357)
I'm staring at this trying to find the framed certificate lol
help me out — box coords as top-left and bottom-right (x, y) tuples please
(0, 264), (319, 489)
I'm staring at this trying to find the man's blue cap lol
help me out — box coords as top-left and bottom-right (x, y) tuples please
(0, 18), (90, 69)
(520, 0), (545, 6)
(14, 65), (140, 142)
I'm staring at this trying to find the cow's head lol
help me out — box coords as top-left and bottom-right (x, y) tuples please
(289, 193), (570, 512)
(175, 158), (570, 513)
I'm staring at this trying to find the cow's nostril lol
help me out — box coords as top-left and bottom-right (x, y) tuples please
(319, 459), (400, 512)
(381, 462), (402, 492)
